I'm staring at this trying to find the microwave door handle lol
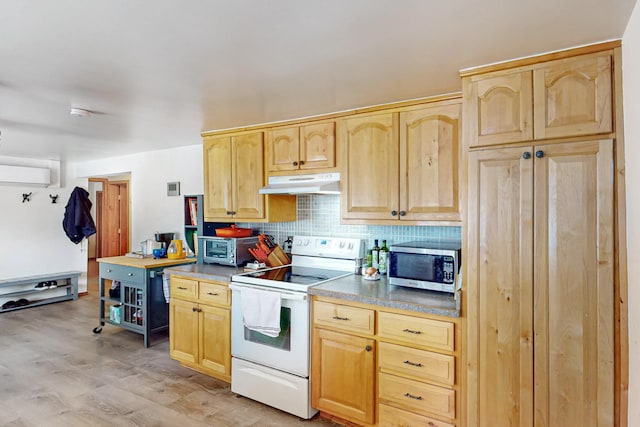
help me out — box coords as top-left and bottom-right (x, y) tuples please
(229, 283), (307, 301)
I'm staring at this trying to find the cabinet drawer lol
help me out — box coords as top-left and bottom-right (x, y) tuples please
(313, 301), (374, 335)
(379, 403), (455, 427)
(171, 277), (198, 300)
(378, 311), (454, 351)
(379, 372), (455, 420)
(100, 263), (145, 285)
(379, 341), (455, 386)
(199, 281), (229, 306)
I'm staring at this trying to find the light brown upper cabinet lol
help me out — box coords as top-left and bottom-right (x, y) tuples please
(533, 52), (612, 140)
(202, 131), (296, 223)
(266, 121), (336, 174)
(466, 51), (613, 148)
(340, 99), (461, 224)
(465, 70), (533, 147)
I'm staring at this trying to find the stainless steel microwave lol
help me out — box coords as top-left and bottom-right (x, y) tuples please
(388, 241), (461, 293)
(198, 235), (258, 266)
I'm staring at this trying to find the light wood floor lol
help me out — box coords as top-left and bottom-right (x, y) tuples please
(0, 268), (339, 426)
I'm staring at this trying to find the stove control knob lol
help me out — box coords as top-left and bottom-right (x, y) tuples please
(339, 241), (345, 249)
(348, 242), (354, 250)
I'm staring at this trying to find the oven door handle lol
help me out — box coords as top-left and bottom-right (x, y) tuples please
(229, 283), (307, 301)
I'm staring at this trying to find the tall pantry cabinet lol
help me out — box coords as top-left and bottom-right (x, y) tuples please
(462, 42), (624, 427)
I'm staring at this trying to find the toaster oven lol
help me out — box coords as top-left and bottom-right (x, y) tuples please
(198, 235), (258, 266)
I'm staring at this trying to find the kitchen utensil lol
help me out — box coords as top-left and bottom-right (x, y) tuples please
(152, 248), (165, 259)
(167, 239), (185, 259)
(215, 225), (253, 237)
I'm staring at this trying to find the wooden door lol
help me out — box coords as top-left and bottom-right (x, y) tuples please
(340, 112), (399, 221)
(101, 181), (129, 257)
(231, 132), (265, 220)
(300, 121), (335, 170)
(311, 328), (376, 424)
(533, 140), (614, 426)
(466, 70), (533, 147)
(199, 304), (231, 378)
(203, 136), (233, 221)
(266, 127), (299, 172)
(533, 53), (612, 140)
(466, 146), (534, 427)
(400, 102), (461, 222)
(169, 299), (199, 365)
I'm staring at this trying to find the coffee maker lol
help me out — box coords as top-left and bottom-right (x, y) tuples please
(154, 232), (176, 253)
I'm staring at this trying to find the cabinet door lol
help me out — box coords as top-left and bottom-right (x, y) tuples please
(311, 328), (376, 424)
(533, 52), (612, 140)
(400, 103), (461, 221)
(300, 121), (335, 170)
(169, 298), (199, 365)
(199, 304), (231, 378)
(203, 136), (233, 221)
(533, 140), (614, 427)
(466, 70), (533, 147)
(266, 127), (299, 172)
(340, 112), (399, 220)
(231, 132), (265, 220)
(466, 146), (534, 427)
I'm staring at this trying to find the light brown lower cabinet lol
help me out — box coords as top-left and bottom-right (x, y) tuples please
(311, 296), (460, 426)
(466, 139), (614, 426)
(169, 276), (231, 383)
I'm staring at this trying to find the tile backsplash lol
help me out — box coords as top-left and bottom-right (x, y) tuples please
(238, 194), (461, 250)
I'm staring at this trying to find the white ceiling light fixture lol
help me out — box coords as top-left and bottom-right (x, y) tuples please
(70, 108), (91, 117)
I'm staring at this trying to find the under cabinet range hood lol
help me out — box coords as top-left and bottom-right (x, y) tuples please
(259, 172), (340, 195)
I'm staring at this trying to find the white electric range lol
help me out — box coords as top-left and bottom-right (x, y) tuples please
(229, 235), (364, 419)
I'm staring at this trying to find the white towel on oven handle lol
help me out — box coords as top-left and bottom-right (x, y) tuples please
(240, 287), (281, 337)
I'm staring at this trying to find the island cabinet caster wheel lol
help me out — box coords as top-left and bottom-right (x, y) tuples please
(92, 326), (103, 334)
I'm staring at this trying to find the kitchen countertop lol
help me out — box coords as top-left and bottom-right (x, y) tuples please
(163, 263), (243, 282)
(96, 255), (197, 269)
(161, 263), (460, 317)
(309, 274), (461, 318)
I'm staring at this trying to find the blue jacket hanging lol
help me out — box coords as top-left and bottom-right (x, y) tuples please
(63, 186), (97, 244)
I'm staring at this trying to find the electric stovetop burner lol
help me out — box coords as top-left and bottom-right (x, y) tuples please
(233, 265), (350, 291)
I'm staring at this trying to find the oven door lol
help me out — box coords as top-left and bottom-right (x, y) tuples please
(230, 283), (310, 377)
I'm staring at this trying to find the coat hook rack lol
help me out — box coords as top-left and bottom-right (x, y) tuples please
(49, 194), (59, 204)
(22, 192), (32, 203)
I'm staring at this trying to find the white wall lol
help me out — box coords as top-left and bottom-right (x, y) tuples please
(0, 165), (88, 288)
(623, 5), (640, 424)
(73, 144), (203, 248)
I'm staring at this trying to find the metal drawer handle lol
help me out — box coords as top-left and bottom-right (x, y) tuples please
(332, 316), (349, 321)
(178, 286), (188, 290)
(403, 328), (422, 334)
(128, 273), (133, 276)
(107, 269), (112, 273)
(207, 292), (219, 296)
(404, 392), (423, 400)
(403, 360), (423, 367)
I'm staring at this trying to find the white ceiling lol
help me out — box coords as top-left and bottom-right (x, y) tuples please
(0, 0), (635, 162)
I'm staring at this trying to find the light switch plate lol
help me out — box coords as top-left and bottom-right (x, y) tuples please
(167, 181), (180, 196)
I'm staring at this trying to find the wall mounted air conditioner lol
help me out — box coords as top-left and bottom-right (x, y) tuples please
(0, 164), (51, 187)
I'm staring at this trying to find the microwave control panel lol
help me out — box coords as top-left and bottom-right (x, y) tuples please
(442, 256), (454, 283)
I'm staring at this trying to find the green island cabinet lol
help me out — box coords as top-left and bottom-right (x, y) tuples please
(94, 256), (196, 347)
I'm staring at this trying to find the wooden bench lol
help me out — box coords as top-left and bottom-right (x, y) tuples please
(0, 271), (81, 313)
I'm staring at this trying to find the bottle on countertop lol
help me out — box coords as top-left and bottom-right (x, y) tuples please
(372, 239), (380, 271)
(379, 239), (389, 275)
(365, 249), (373, 269)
